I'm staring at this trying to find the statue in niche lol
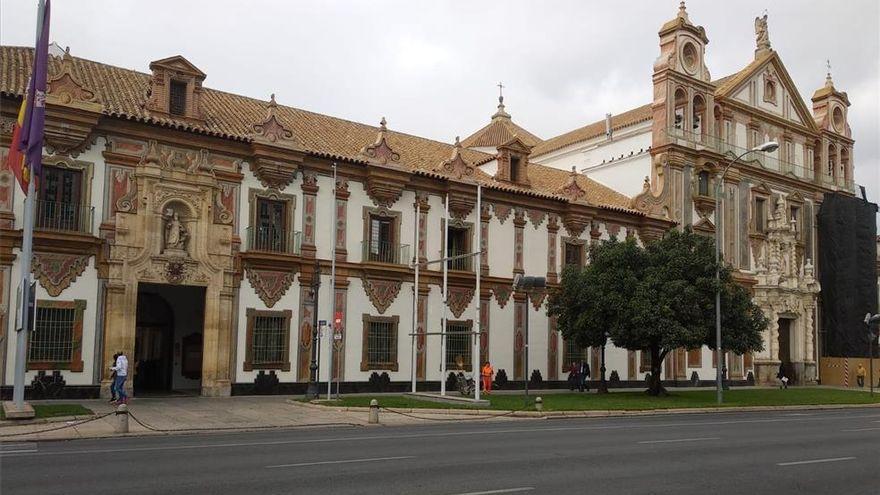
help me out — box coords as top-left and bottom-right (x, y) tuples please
(163, 208), (189, 255)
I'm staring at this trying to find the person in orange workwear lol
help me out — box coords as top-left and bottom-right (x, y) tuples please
(481, 361), (494, 394)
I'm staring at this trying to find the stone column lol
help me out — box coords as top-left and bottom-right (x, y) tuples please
(416, 288), (428, 381)
(513, 295), (526, 380)
(546, 214), (558, 283)
(296, 270), (317, 381)
(331, 280), (348, 381)
(300, 170), (319, 259)
(201, 285), (233, 396)
(414, 192), (429, 265)
(100, 282), (136, 398)
(513, 209), (525, 276)
(547, 316), (558, 380)
(480, 203), (490, 276)
(479, 292), (490, 366)
(334, 177), (349, 262)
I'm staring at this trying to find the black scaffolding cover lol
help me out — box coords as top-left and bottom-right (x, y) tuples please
(817, 193), (878, 357)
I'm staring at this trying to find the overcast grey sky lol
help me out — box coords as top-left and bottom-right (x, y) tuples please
(2, 0), (878, 204)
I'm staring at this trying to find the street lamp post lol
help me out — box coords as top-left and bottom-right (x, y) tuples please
(714, 141), (778, 405)
(864, 313), (880, 396)
(598, 333), (608, 394)
(513, 275), (546, 401)
(306, 259), (321, 399)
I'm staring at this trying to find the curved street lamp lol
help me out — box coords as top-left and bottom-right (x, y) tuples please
(715, 141), (778, 404)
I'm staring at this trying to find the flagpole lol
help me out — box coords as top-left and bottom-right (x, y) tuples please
(473, 184), (481, 401)
(12, 0), (46, 412)
(440, 193), (449, 396)
(327, 163), (337, 400)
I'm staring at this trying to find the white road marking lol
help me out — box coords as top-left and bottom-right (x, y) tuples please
(638, 437), (720, 444)
(776, 457), (855, 466)
(448, 488), (535, 495)
(266, 455), (413, 469)
(3, 412), (878, 458)
(777, 457), (856, 466)
(841, 427), (880, 432)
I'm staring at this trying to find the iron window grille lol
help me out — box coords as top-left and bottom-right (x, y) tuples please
(562, 339), (590, 369)
(253, 315), (287, 366)
(169, 80), (187, 116)
(27, 300), (88, 371)
(445, 321), (472, 372)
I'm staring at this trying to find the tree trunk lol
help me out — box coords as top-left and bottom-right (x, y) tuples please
(647, 346), (667, 396)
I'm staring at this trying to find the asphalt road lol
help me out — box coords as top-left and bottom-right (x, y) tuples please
(2, 408), (879, 495)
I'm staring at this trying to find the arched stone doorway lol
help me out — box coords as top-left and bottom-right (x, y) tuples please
(101, 141), (237, 397)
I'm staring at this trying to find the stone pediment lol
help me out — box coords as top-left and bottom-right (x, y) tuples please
(557, 167), (588, 203)
(149, 55), (206, 79)
(359, 118), (401, 166)
(47, 47), (101, 112)
(435, 137), (475, 180)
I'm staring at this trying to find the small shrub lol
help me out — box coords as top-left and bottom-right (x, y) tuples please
(530, 369), (543, 386)
(746, 371), (755, 384)
(690, 371), (700, 386)
(368, 371), (392, 392)
(609, 370), (621, 385)
(495, 369), (509, 389)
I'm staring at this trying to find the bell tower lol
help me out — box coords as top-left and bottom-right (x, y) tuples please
(811, 63), (853, 189)
(652, 2), (714, 147)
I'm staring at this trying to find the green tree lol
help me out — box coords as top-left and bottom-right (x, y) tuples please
(548, 228), (766, 396)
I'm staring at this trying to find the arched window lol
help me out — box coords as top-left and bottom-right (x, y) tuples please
(764, 79), (777, 104)
(827, 143), (837, 179)
(840, 147), (850, 183)
(697, 171), (710, 197)
(713, 105), (723, 140)
(673, 89), (687, 131)
(692, 95), (705, 139)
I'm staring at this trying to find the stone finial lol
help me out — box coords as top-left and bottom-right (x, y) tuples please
(755, 13), (771, 57)
(678, 1), (688, 20)
(379, 116), (387, 131)
(492, 82), (510, 120)
(359, 117), (400, 165)
(251, 93), (293, 143)
(454, 136), (461, 148)
(825, 59), (834, 87)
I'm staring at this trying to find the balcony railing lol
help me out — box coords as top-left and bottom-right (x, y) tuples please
(245, 226), (302, 255)
(446, 247), (473, 271)
(35, 200), (94, 234)
(362, 240), (410, 265)
(664, 127), (817, 177)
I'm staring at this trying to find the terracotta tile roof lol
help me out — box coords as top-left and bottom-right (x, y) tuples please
(1, 45), (636, 213)
(461, 117), (542, 149)
(530, 104), (653, 158)
(713, 50), (774, 96)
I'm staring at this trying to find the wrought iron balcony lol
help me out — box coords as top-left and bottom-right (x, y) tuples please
(361, 240), (410, 265)
(446, 247), (473, 271)
(34, 200), (94, 234)
(245, 226), (302, 255)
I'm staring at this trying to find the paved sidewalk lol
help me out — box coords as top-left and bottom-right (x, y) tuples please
(0, 395), (519, 441)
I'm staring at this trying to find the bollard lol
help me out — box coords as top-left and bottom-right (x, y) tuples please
(535, 396), (543, 412)
(114, 403), (129, 433)
(368, 399), (379, 424)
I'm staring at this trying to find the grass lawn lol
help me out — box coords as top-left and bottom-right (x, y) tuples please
(0, 403), (93, 420)
(326, 388), (880, 412)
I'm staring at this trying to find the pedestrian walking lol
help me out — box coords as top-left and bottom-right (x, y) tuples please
(568, 362), (580, 391)
(578, 360), (591, 392)
(856, 364), (866, 388)
(776, 363), (788, 389)
(481, 361), (494, 395)
(111, 351), (129, 405)
(108, 352), (120, 403)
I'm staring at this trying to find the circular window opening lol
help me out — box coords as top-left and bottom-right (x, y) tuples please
(682, 43), (698, 72)
(832, 106), (844, 132)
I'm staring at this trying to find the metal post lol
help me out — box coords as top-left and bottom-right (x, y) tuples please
(327, 164), (337, 401)
(306, 259), (321, 399)
(12, 0), (45, 411)
(599, 341), (608, 393)
(411, 200), (420, 394)
(524, 297), (530, 399)
(440, 193), (449, 395)
(715, 174), (723, 405)
(474, 185), (481, 401)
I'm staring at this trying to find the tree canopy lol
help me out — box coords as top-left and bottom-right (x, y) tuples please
(547, 228), (766, 395)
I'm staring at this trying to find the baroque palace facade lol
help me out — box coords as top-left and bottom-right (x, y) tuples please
(0, 5), (857, 397)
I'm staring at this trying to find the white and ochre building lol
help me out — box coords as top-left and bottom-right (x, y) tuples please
(0, 5), (858, 397)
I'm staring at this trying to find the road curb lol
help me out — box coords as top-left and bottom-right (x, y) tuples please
(290, 398), (880, 418)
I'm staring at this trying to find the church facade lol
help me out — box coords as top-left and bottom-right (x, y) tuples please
(0, 5), (856, 397)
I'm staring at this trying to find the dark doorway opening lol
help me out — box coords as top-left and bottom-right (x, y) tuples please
(777, 318), (793, 382)
(134, 283), (206, 396)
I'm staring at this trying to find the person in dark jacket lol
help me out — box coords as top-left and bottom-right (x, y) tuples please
(568, 362), (579, 391)
(776, 363), (788, 389)
(578, 361), (591, 392)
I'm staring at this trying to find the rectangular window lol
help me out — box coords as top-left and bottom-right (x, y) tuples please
(445, 320), (473, 371)
(697, 171), (710, 197)
(361, 315), (399, 371)
(368, 215), (396, 263)
(37, 166), (83, 231)
(509, 156), (520, 183)
(447, 226), (471, 271)
(169, 80), (187, 116)
(563, 241), (583, 267)
(563, 339), (589, 368)
(27, 300), (85, 370)
(244, 309), (291, 371)
(687, 348), (702, 368)
(254, 198), (288, 252)
(252, 316), (287, 366)
(754, 197), (766, 234)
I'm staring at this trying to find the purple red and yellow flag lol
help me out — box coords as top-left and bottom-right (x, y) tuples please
(5, 0), (51, 195)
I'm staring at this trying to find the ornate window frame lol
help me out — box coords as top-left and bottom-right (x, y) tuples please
(440, 218), (474, 271)
(561, 237), (586, 268)
(361, 314), (399, 371)
(43, 155), (94, 209)
(362, 206), (403, 262)
(247, 188), (297, 235)
(687, 348), (702, 368)
(244, 308), (292, 372)
(27, 299), (86, 371)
